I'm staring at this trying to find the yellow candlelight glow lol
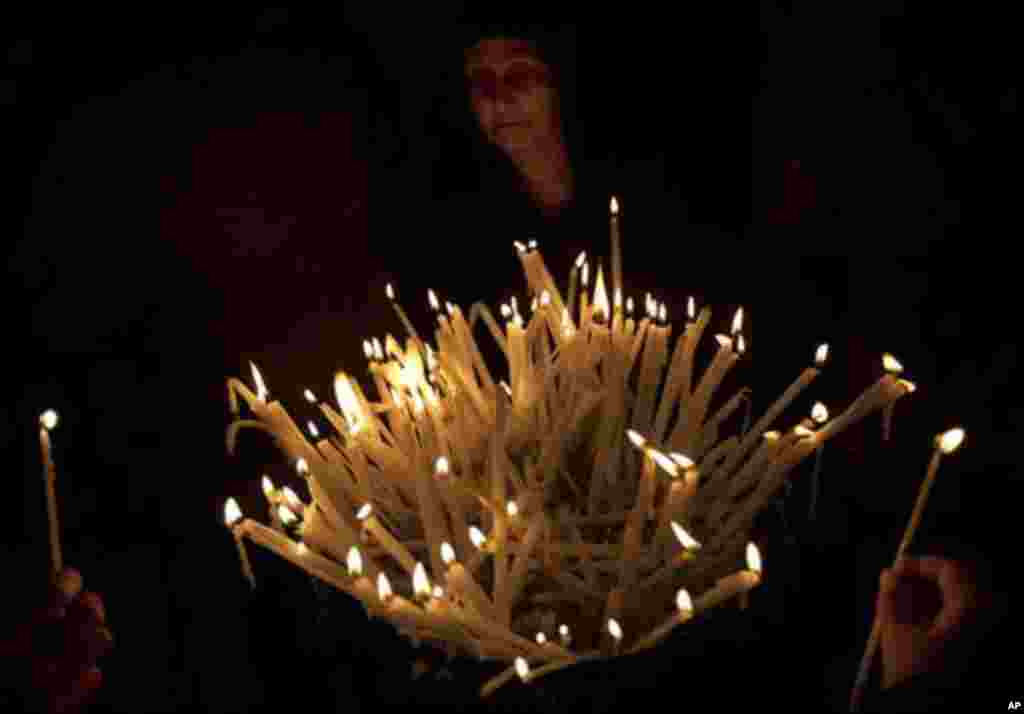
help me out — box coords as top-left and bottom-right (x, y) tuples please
(669, 452), (695, 470)
(659, 302), (667, 324)
(811, 402), (829, 424)
(646, 294), (657, 319)
(575, 251), (587, 269)
(413, 562), (432, 599)
(278, 505), (298, 526)
(377, 573), (393, 602)
(626, 297), (634, 317)
(303, 389), (317, 404)
(507, 501), (519, 518)
(386, 283), (395, 300)
(224, 498), (243, 526)
(581, 262), (589, 287)
(363, 340), (374, 361)
(626, 430), (647, 449)
(610, 196), (619, 215)
(608, 618), (623, 641)
(687, 296), (696, 321)
(357, 503), (373, 520)
(528, 239), (537, 251)
(593, 267), (610, 323)
(559, 624), (570, 638)
(938, 427), (966, 454)
(435, 457), (450, 477)
(250, 362), (268, 402)
(746, 542), (762, 574)
(447, 301), (456, 316)
(334, 373), (364, 434)
(428, 289), (440, 312)
(676, 588), (693, 613)
(614, 288), (622, 311)
(764, 431), (781, 441)
(515, 657), (530, 681)
(282, 487), (303, 512)
(514, 241), (527, 255)
(308, 421), (319, 438)
(536, 632), (547, 645)
(882, 353), (904, 374)
(651, 450), (680, 477)
(39, 409), (59, 430)
(671, 521), (702, 550)
(373, 339), (384, 362)
(815, 343), (830, 366)
(296, 458), (309, 477)
(737, 334), (747, 355)
(433, 585), (444, 599)
(441, 541), (456, 565)
(297, 543), (308, 555)
(347, 546), (362, 576)
(732, 307), (744, 336)
(794, 425), (815, 438)
(261, 476), (274, 497)
(540, 291), (551, 307)
(469, 527), (487, 550)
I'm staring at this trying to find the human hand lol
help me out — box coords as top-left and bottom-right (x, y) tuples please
(876, 556), (979, 690)
(1, 568), (113, 713)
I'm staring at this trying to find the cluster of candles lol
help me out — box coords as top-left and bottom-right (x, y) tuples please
(215, 196), (955, 698)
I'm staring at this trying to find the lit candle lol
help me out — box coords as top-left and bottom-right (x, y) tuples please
(386, 283), (424, 347)
(850, 427), (966, 713)
(346, 546), (381, 617)
(808, 401), (829, 521)
(440, 541), (497, 619)
(610, 196), (622, 301)
(628, 588), (694, 654)
(223, 498), (256, 589)
(881, 353), (904, 442)
(356, 503), (418, 577)
(695, 542), (762, 611)
(566, 251), (586, 324)
(607, 617), (623, 656)
(38, 409), (63, 577)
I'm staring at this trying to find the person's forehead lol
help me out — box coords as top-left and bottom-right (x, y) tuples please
(465, 38), (545, 70)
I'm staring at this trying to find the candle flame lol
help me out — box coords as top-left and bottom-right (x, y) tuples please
(386, 283), (395, 300)
(433, 585), (444, 599)
(746, 542), (762, 573)
(882, 353), (904, 374)
(687, 296), (696, 320)
(308, 420), (319, 438)
(413, 562), (431, 598)
(282, 487), (302, 510)
(303, 389), (317, 404)
(626, 296), (634, 316)
(732, 307), (744, 335)
(764, 431), (781, 441)
(528, 239), (538, 251)
(671, 522), (702, 550)
(507, 501), (519, 517)
(669, 452), (695, 469)
(651, 450), (680, 477)
(428, 289), (440, 312)
(469, 526), (486, 549)
(659, 302), (667, 323)
(334, 373), (364, 434)
(357, 503), (373, 520)
(811, 402), (829, 424)
(377, 573), (392, 601)
(261, 476), (274, 497)
(224, 498), (243, 526)
(500, 303), (512, 319)
(794, 424), (814, 438)
(607, 618), (623, 641)
(559, 624), (569, 637)
(737, 334), (746, 355)
(593, 266), (610, 322)
(296, 543), (308, 555)
(646, 294), (657, 319)
(610, 195), (619, 215)
(250, 362), (268, 402)
(440, 541), (456, 565)
(536, 632), (547, 645)
(435, 456), (450, 476)
(278, 505), (298, 525)
(515, 657), (530, 680)
(347, 546), (363, 577)
(363, 340), (374, 361)
(540, 290), (551, 307)
(514, 241), (527, 255)
(626, 430), (647, 449)
(39, 409), (59, 430)
(445, 301), (454, 316)
(373, 338), (383, 363)
(938, 427), (966, 454)
(575, 251), (587, 269)
(815, 343), (829, 366)
(676, 588), (694, 613)
(500, 381), (513, 398)
(295, 458), (309, 476)
(581, 262), (589, 287)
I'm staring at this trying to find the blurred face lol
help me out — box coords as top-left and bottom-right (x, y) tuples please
(465, 38), (559, 153)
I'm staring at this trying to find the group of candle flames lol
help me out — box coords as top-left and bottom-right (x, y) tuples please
(217, 203), (956, 696)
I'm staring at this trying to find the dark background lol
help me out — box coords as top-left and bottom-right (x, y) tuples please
(4, 5), (1019, 712)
